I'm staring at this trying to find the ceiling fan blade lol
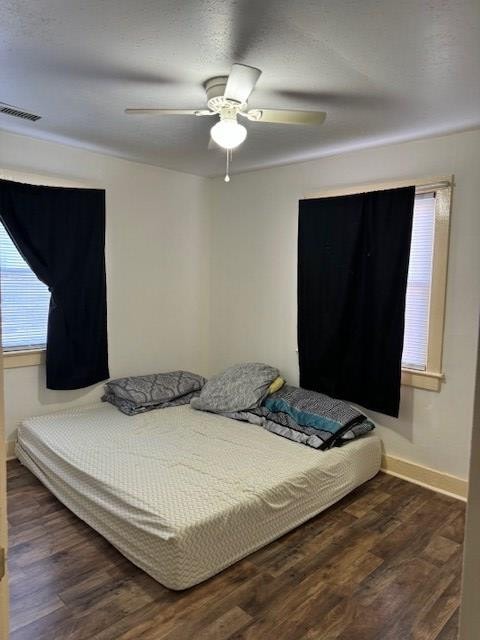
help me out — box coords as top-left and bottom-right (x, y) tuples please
(244, 109), (327, 125)
(224, 64), (262, 104)
(124, 108), (213, 116)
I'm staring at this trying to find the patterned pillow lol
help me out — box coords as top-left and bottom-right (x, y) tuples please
(191, 362), (279, 413)
(103, 389), (199, 416)
(103, 370), (206, 415)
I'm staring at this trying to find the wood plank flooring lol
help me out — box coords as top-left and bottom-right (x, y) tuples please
(7, 460), (465, 639)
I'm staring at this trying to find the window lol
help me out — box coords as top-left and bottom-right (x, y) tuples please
(401, 183), (451, 391)
(402, 193), (436, 370)
(0, 223), (50, 352)
(304, 176), (452, 391)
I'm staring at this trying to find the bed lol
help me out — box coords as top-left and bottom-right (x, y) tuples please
(16, 402), (381, 590)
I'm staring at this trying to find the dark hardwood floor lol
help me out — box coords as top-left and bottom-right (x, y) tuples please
(7, 459), (465, 640)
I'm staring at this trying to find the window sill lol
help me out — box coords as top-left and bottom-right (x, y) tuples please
(3, 349), (45, 369)
(401, 368), (444, 391)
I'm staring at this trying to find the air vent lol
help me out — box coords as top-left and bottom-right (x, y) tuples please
(0, 104), (41, 122)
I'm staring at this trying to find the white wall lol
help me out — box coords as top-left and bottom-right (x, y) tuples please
(0, 130), (210, 445)
(3, 127), (479, 482)
(208, 129), (480, 480)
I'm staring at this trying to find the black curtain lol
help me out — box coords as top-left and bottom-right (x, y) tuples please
(0, 179), (109, 390)
(298, 186), (415, 417)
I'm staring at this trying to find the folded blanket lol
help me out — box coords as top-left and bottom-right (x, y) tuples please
(102, 371), (206, 416)
(236, 385), (374, 450)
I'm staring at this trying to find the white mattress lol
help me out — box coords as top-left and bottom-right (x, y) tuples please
(16, 403), (381, 590)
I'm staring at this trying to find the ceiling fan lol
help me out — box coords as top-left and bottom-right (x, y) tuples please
(125, 64), (326, 181)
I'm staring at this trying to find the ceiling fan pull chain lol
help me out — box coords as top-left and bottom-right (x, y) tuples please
(224, 149), (231, 182)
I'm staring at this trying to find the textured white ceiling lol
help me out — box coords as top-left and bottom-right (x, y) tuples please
(1, 0), (479, 176)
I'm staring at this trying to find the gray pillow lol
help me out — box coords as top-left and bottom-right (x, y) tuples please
(191, 362), (279, 413)
(103, 389), (200, 416)
(103, 371), (206, 407)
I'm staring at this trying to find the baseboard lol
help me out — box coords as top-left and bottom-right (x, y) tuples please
(6, 439), (16, 461)
(382, 454), (468, 501)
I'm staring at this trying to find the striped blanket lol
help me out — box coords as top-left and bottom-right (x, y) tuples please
(240, 385), (375, 450)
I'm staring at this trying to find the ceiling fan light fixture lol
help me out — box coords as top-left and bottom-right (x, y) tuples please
(210, 118), (247, 149)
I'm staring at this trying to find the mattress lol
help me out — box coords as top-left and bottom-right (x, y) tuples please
(16, 402), (381, 590)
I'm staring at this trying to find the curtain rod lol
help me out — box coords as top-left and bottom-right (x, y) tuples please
(0, 167), (99, 189)
(415, 181), (451, 194)
(303, 176), (453, 200)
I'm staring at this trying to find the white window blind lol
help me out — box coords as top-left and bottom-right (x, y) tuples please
(0, 223), (50, 351)
(401, 192), (436, 370)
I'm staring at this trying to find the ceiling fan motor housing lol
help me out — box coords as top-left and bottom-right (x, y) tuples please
(204, 76), (244, 114)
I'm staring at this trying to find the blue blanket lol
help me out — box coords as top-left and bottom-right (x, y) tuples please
(247, 385), (375, 450)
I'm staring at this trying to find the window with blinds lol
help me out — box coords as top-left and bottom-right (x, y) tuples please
(401, 192), (436, 370)
(0, 223), (50, 351)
